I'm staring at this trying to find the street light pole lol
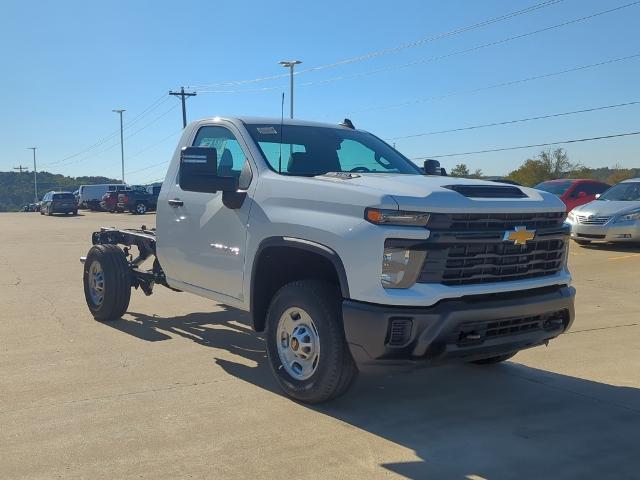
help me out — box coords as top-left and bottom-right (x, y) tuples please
(27, 147), (37, 202)
(279, 60), (302, 119)
(112, 109), (126, 183)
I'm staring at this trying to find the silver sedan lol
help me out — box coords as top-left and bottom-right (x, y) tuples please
(567, 178), (640, 245)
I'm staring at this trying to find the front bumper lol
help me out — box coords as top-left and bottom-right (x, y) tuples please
(570, 221), (640, 242)
(342, 285), (575, 369)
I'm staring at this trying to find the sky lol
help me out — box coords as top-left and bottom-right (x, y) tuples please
(1, 0), (638, 184)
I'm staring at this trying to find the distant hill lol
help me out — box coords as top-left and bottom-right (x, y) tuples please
(0, 171), (122, 212)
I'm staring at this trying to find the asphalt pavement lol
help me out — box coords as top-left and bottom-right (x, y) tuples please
(1, 211), (638, 479)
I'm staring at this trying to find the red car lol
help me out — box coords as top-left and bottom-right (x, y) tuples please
(534, 179), (610, 211)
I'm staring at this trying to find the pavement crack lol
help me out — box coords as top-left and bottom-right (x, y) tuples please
(568, 323), (638, 334)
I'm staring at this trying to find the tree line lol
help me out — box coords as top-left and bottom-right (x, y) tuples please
(0, 171), (121, 212)
(448, 148), (639, 186)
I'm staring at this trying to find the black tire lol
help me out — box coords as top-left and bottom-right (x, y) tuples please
(132, 203), (147, 215)
(47, 208), (52, 216)
(72, 210), (78, 215)
(40, 209), (44, 215)
(83, 244), (131, 321)
(573, 239), (591, 246)
(471, 352), (516, 365)
(265, 280), (357, 404)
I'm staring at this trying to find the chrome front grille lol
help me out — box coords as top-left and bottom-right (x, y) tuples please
(575, 215), (611, 225)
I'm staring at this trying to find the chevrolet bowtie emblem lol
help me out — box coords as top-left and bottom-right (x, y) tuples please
(504, 226), (536, 245)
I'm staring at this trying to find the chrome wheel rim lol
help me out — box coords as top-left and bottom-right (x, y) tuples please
(276, 307), (320, 380)
(136, 204), (145, 214)
(88, 260), (104, 306)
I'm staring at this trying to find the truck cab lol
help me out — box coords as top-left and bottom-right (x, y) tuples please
(83, 116), (575, 403)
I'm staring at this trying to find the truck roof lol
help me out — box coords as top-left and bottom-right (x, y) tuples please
(197, 116), (359, 131)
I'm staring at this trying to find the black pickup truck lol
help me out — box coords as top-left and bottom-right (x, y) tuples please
(117, 185), (161, 215)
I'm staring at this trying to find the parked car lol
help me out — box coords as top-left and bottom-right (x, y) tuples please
(117, 185), (160, 214)
(40, 191), (78, 216)
(100, 191), (124, 213)
(78, 184), (128, 210)
(81, 115), (575, 403)
(534, 179), (610, 212)
(567, 178), (640, 245)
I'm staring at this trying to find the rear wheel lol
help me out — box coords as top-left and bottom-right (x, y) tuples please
(132, 203), (147, 215)
(265, 280), (357, 404)
(573, 239), (591, 246)
(83, 244), (131, 321)
(471, 352), (516, 365)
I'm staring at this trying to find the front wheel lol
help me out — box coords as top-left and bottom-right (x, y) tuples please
(132, 203), (147, 215)
(265, 280), (357, 404)
(83, 244), (131, 321)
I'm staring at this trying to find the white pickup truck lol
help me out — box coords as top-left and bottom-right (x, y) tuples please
(82, 116), (575, 403)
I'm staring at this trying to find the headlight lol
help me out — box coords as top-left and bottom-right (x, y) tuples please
(381, 240), (427, 288)
(613, 210), (640, 223)
(365, 208), (429, 227)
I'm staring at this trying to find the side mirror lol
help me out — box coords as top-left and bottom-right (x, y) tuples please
(423, 159), (443, 176)
(179, 147), (238, 194)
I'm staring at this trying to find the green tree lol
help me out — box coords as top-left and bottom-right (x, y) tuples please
(606, 163), (635, 185)
(470, 168), (483, 179)
(507, 148), (579, 186)
(450, 164), (470, 177)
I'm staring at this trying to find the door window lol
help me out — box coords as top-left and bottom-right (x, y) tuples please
(583, 182), (609, 195)
(191, 126), (251, 188)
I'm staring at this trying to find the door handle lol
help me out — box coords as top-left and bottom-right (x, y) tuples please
(168, 199), (184, 207)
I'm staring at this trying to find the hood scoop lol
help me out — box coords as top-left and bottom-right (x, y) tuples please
(443, 184), (527, 198)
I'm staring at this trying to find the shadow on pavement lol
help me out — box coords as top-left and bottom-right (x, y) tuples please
(108, 309), (640, 479)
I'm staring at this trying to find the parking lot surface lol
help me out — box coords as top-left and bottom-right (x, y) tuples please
(1, 212), (639, 479)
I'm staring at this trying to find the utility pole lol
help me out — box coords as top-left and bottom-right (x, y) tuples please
(27, 147), (38, 202)
(279, 60), (302, 119)
(169, 87), (197, 128)
(13, 165), (29, 173)
(112, 109), (125, 183)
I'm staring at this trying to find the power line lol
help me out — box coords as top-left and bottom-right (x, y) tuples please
(41, 93), (170, 169)
(197, 2), (640, 95)
(351, 53), (640, 113)
(47, 104), (180, 172)
(294, 1), (640, 90)
(415, 131), (640, 159)
(188, 0), (564, 89)
(388, 101), (640, 140)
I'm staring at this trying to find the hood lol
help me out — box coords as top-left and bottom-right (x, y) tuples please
(316, 173), (565, 213)
(573, 199), (640, 217)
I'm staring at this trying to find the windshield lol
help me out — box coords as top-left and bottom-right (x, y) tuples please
(534, 180), (573, 195)
(598, 182), (640, 201)
(245, 123), (421, 176)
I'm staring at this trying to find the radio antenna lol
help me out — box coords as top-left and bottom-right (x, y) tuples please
(278, 92), (285, 174)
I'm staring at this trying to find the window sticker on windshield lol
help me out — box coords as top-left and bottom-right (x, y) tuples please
(257, 127), (278, 134)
